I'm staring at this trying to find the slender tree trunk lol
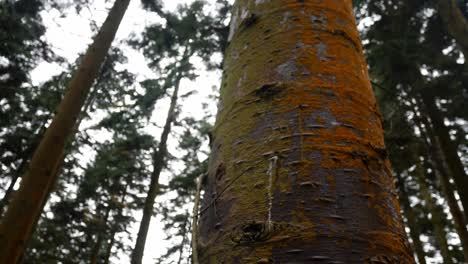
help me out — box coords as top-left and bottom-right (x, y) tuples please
(103, 234), (115, 264)
(104, 183), (129, 264)
(435, 154), (468, 261)
(90, 207), (111, 264)
(414, 161), (453, 264)
(419, 93), (468, 221)
(395, 174), (427, 264)
(177, 212), (189, 264)
(191, 174), (204, 264)
(411, 102), (468, 261)
(436, 0), (468, 58)
(103, 226), (117, 264)
(131, 69), (184, 264)
(433, 153), (468, 262)
(0, 1), (130, 262)
(198, 1), (414, 262)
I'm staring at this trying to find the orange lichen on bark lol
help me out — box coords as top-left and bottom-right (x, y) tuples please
(199, 0), (414, 263)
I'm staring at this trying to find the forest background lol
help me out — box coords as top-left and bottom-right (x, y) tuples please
(0, 0), (466, 263)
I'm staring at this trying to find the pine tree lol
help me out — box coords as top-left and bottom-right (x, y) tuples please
(360, 0), (468, 261)
(130, 1), (228, 262)
(0, 0), (55, 214)
(0, 0), (130, 262)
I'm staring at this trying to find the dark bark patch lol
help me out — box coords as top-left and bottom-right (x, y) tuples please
(215, 163), (226, 182)
(240, 13), (259, 31)
(230, 221), (271, 244)
(254, 82), (285, 100)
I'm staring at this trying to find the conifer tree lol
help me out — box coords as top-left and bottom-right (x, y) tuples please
(0, 0), (130, 262)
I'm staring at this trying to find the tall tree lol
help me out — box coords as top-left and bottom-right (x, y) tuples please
(130, 1), (227, 262)
(0, 0), (130, 262)
(131, 62), (185, 264)
(198, 0), (414, 262)
(360, 0), (468, 260)
(22, 45), (153, 263)
(0, 0), (55, 214)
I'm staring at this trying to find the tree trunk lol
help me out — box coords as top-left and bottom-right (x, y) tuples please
(433, 152), (468, 262)
(103, 230), (116, 264)
(0, 1), (130, 262)
(177, 212), (189, 264)
(411, 102), (468, 262)
(419, 93), (468, 220)
(395, 174), (427, 264)
(131, 69), (184, 264)
(435, 147), (468, 261)
(104, 183), (129, 264)
(414, 161), (453, 264)
(198, 1), (414, 263)
(436, 0), (468, 58)
(90, 206), (111, 264)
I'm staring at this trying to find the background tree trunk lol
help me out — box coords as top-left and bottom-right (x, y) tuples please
(90, 206), (111, 264)
(419, 93), (468, 220)
(198, 0), (414, 263)
(414, 162), (453, 264)
(396, 174), (427, 264)
(131, 70), (183, 264)
(437, 0), (468, 58)
(415, 110), (468, 262)
(0, 1), (130, 262)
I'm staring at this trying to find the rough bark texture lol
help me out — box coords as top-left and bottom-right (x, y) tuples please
(198, 1), (414, 263)
(131, 73), (182, 264)
(437, 0), (468, 58)
(395, 175), (427, 264)
(0, 1), (130, 262)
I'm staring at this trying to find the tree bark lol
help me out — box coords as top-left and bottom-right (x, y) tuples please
(0, 1), (130, 262)
(131, 68), (184, 264)
(395, 174), (427, 264)
(437, 0), (468, 59)
(198, 1), (414, 263)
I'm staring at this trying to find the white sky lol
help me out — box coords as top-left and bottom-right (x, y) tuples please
(31, 0), (223, 263)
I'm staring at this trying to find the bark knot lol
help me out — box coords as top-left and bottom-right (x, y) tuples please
(254, 82), (285, 100)
(230, 221), (272, 245)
